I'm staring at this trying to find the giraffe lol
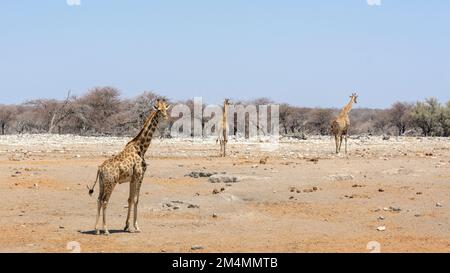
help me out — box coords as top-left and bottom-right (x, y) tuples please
(87, 98), (171, 235)
(218, 99), (231, 157)
(331, 93), (358, 154)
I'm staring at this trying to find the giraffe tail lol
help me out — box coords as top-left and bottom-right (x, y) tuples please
(87, 170), (100, 196)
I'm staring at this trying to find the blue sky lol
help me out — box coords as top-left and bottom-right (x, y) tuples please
(0, 0), (449, 108)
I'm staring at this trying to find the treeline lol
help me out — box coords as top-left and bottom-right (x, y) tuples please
(0, 87), (449, 137)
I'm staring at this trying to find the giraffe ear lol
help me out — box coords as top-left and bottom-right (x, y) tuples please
(166, 104), (172, 110)
(154, 105), (158, 110)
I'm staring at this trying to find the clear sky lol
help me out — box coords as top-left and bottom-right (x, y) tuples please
(0, 0), (449, 108)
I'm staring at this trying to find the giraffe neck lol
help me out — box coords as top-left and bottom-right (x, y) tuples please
(339, 99), (354, 117)
(222, 102), (228, 136)
(130, 110), (162, 156)
(223, 103), (228, 124)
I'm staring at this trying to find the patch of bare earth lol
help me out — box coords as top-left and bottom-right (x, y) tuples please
(0, 134), (449, 252)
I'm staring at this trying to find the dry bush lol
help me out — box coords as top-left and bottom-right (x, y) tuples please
(0, 105), (16, 135)
(2, 88), (448, 137)
(411, 98), (448, 136)
(307, 108), (335, 135)
(387, 102), (413, 136)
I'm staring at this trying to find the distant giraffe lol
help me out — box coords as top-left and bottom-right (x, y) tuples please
(218, 99), (231, 157)
(87, 99), (170, 235)
(331, 93), (358, 154)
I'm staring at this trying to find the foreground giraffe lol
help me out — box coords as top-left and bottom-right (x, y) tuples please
(218, 99), (231, 157)
(331, 93), (358, 154)
(87, 99), (170, 235)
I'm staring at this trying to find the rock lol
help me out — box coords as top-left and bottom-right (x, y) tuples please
(191, 245), (204, 251)
(259, 156), (269, 164)
(382, 135), (390, 141)
(378, 216), (385, 220)
(377, 226), (386, 231)
(307, 157), (319, 163)
(389, 206), (401, 212)
(329, 174), (354, 182)
(436, 203), (443, 207)
(378, 188), (384, 192)
(186, 171), (217, 178)
(416, 192), (422, 195)
(59, 226), (65, 229)
(187, 204), (199, 209)
(212, 189), (220, 194)
(163, 202), (179, 210)
(208, 174), (240, 183)
(212, 213), (218, 218)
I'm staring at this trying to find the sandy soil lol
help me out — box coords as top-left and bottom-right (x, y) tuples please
(0, 134), (448, 253)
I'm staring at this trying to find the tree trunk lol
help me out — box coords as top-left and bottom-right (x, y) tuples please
(48, 112), (56, 134)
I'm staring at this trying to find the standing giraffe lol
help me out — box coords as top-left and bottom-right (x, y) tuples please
(218, 99), (231, 157)
(87, 98), (170, 235)
(331, 93), (358, 154)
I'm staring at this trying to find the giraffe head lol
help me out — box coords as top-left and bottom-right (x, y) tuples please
(350, 93), (358, 104)
(154, 98), (171, 119)
(224, 98), (231, 106)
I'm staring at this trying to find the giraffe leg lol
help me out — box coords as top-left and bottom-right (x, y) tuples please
(101, 183), (115, 235)
(338, 135), (343, 153)
(133, 178), (143, 232)
(334, 135), (339, 154)
(345, 135), (348, 154)
(94, 199), (102, 235)
(94, 179), (104, 235)
(124, 181), (136, 232)
(223, 139), (227, 157)
(101, 200), (109, 235)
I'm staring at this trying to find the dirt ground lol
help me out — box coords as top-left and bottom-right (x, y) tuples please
(0, 134), (448, 253)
